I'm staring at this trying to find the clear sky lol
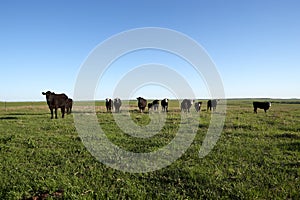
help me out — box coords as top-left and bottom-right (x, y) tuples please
(1, 0), (299, 101)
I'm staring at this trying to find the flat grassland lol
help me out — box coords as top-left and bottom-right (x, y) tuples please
(0, 100), (299, 199)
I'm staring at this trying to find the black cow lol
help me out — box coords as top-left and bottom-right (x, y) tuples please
(194, 101), (202, 112)
(105, 98), (113, 112)
(181, 99), (193, 112)
(207, 99), (217, 111)
(148, 102), (153, 111)
(253, 101), (271, 113)
(113, 98), (122, 113)
(161, 98), (168, 112)
(42, 91), (68, 119)
(137, 97), (147, 113)
(152, 100), (159, 111)
(66, 98), (73, 114)
(148, 100), (159, 111)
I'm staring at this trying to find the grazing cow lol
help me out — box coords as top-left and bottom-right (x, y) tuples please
(194, 101), (202, 112)
(137, 97), (147, 113)
(253, 101), (271, 113)
(181, 99), (193, 112)
(161, 98), (168, 112)
(42, 91), (68, 119)
(105, 98), (113, 112)
(66, 98), (73, 114)
(113, 98), (122, 113)
(207, 99), (217, 111)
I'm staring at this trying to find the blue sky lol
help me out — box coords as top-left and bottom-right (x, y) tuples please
(1, 0), (299, 101)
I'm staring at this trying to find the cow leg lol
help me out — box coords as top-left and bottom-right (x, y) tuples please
(254, 107), (257, 114)
(207, 105), (210, 112)
(61, 107), (65, 118)
(55, 108), (58, 119)
(50, 109), (54, 119)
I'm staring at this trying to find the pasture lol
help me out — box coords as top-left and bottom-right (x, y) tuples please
(0, 100), (299, 199)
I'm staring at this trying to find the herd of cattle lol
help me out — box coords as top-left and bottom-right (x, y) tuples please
(42, 91), (272, 119)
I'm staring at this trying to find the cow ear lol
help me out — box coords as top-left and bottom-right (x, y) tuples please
(42, 92), (45, 95)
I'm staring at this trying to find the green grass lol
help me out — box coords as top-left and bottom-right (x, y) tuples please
(0, 100), (299, 199)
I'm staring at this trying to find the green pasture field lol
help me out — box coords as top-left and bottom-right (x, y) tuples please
(0, 99), (299, 199)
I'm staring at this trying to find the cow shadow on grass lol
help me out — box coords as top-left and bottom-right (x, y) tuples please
(0, 116), (18, 120)
(6, 112), (46, 116)
(2, 112), (48, 118)
(0, 112), (47, 120)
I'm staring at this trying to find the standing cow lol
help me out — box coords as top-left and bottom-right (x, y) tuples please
(181, 99), (193, 112)
(66, 98), (73, 114)
(113, 98), (122, 113)
(137, 97), (147, 113)
(148, 100), (159, 111)
(161, 98), (168, 112)
(253, 101), (271, 113)
(207, 99), (217, 111)
(42, 91), (68, 119)
(148, 102), (153, 111)
(105, 98), (113, 112)
(148, 100), (159, 112)
(194, 101), (202, 112)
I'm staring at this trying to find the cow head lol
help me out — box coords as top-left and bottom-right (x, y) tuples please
(42, 91), (55, 102)
(137, 97), (143, 102)
(114, 98), (121, 103)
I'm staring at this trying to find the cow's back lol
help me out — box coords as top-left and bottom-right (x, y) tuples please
(49, 94), (68, 108)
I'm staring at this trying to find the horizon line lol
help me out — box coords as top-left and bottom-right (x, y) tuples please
(1, 97), (300, 103)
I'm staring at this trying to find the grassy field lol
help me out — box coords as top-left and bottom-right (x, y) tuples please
(0, 99), (299, 199)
